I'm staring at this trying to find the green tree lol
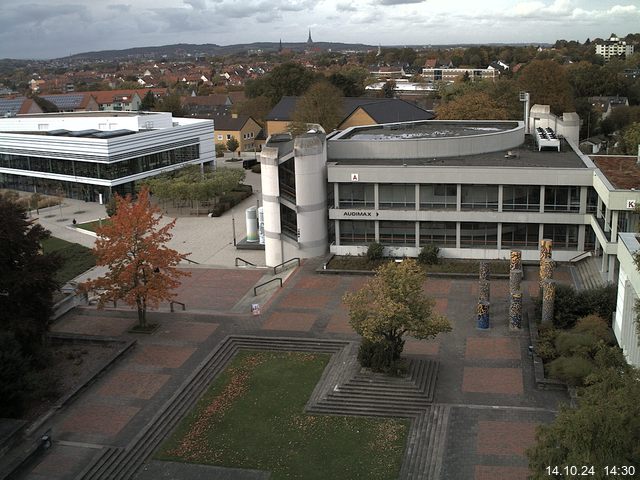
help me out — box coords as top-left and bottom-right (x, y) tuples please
(83, 187), (189, 328)
(381, 80), (396, 98)
(343, 259), (452, 369)
(226, 136), (239, 152)
(0, 195), (61, 358)
(621, 122), (640, 155)
(156, 93), (184, 116)
(292, 81), (343, 132)
(235, 95), (272, 126)
(517, 60), (575, 115)
(139, 90), (156, 110)
(328, 72), (364, 97)
(246, 62), (317, 106)
(437, 91), (509, 120)
(527, 353), (640, 478)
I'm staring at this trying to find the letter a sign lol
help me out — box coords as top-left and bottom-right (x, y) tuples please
(351, 173), (359, 182)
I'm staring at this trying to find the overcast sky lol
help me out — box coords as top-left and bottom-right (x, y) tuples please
(1, 0), (638, 60)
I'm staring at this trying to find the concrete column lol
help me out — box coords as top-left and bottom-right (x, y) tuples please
(415, 221), (420, 248)
(498, 185), (503, 213)
(608, 255), (616, 283)
(333, 183), (339, 208)
(479, 280), (490, 303)
(456, 222), (461, 249)
(415, 184), (420, 212)
(579, 186), (587, 214)
(375, 220), (380, 242)
(374, 183), (379, 210)
(611, 210), (619, 240)
(601, 252), (608, 274)
(456, 184), (462, 212)
(539, 185), (545, 213)
(541, 280), (556, 324)
(497, 223), (502, 251)
(538, 223), (545, 243)
(510, 250), (522, 271)
(259, 146), (283, 267)
(334, 220), (341, 246)
(578, 225), (586, 251)
(597, 197), (603, 219)
(479, 261), (490, 281)
(605, 207), (612, 233)
(293, 135), (328, 258)
(477, 301), (490, 329)
(509, 291), (523, 330)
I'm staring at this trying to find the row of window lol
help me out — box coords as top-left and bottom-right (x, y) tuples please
(337, 184), (593, 213)
(0, 145), (200, 180)
(338, 220), (582, 250)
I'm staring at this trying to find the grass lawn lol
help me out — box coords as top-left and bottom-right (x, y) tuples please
(74, 219), (110, 233)
(41, 237), (95, 284)
(328, 255), (510, 275)
(157, 351), (408, 480)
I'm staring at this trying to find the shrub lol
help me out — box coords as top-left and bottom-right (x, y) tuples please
(251, 163), (261, 174)
(547, 355), (594, 386)
(0, 333), (30, 418)
(573, 314), (614, 343)
(551, 283), (579, 329)
(554, 331), (602, 357)
(540, 284), (617, 330)
(366, 242), (384, 261)
(358, 338), (406, 375)
(535, 325), (559, 362)
(418, 245), (439, 265)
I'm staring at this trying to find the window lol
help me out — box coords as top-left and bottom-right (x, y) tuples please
(278, 157), (296, 201)
(379, 221), (415, 245)
(419, 222), (456, 246)
(339, 220), (375, 245)
(338, 183), (374, 208)
(460, 222), (498, 248)
(420, 184), (456, 209)
(502, 223), (539, 248)
(586, 187), (598, 214)
(379, 184), (415, 209)
(543, 224), (578, 250)
(280, 204), (297, 240)
(226, 134), (231, 140)
(544, 186), (580, 212)
(217, 134), (223, 140)
(502, 185), (540, 211)
(461, 185), (498, 211)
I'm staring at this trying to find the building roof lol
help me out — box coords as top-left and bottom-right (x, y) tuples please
(265, 96), (434, 123)
(182, 94), (232, 107)
(214, 114), (256, 131)
(0, 97), (39, 116)
(591, 155), (640, 190)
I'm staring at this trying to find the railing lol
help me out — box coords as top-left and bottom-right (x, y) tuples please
(235, 257), (257, 267)
(182, 257), (200, 265)
(273, 257), (300, 275)
(569, 251), (593, 263)
(170, 300), (186, 312)
(254, 277), (282, 296)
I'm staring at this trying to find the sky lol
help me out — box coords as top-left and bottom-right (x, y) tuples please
(1, 0), (639, 60)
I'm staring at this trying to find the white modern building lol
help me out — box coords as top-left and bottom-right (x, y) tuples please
(0, 111), (214, 202)
(613, 232), (640, 367)
(595, 35), (634, 61)
(258, 106), (640, 286)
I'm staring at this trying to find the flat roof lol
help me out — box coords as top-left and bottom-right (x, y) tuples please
(330, 135), (588, 169)
(16, 111), (155, 118)
(340, 121), (519, 141)
(591, 156), (640, 190)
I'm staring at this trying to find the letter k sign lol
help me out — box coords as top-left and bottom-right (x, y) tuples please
(351, 173), (359, 181)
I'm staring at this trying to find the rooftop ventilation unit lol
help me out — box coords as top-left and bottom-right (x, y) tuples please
(534, 126), (560, 152)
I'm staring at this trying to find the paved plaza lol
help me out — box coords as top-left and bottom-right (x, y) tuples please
(13, 253), (572, 480)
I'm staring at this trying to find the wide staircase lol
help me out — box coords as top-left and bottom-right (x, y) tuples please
(572, 255), (606, 290)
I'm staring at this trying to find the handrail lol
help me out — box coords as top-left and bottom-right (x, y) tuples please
(235, 257), (257, 267)
(569, 250), (593, 263)
(170, 300), (186, 312)
(182, 257), (200, 265)
(254, 277), (282, 296)
(273, 257), (300, 275)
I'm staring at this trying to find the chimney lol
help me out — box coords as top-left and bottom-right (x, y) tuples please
(232, 113), (238, 119)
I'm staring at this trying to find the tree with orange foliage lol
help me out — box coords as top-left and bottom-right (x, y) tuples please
(83, 187), (190, 328)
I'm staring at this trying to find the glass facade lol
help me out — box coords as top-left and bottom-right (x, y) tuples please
(419, 222), (456, 246)
(502, 223), (539, 248)
(0, 144), (199, 181)
(461, 185), (498, 211)
(338, 183), (374, 209)
(460, 222), (498, 248)
(278, 157), (296, 202)
(543, 224), (578, 249)
(544, 186), (580, 212)
(379, 184), (415, 209)
(502, 185), (540, 211)
(280, 204), (297, 240)
(339, 220), (375, 245)
(420, 184), (456, 210)
(379, 221), (415, 245)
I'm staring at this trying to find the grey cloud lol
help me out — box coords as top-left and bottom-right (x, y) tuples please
(336, 2), (357, 12)
(0, 3), (91, 30)
(106, 4), (131, 12)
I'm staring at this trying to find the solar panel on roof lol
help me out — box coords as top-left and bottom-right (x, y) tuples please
(0, 98), (25, 115)
(42, 94), (85, 109)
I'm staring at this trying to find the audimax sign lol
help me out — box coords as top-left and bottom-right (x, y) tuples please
(342, 211), (379, 217)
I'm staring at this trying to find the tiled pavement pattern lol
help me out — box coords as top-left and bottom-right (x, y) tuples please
(17, 260), (573, 480)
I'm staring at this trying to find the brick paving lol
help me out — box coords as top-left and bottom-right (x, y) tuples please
(462, 367), (524, 395)
(17, 257), (572, 480)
